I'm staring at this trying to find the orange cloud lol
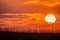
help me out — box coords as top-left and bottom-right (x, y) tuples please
(23, 0), (60, 7)
(0, 13), (60, 33)
(39, 0), (60, 7)
(0, 0), (60, 33)
(1, 0), (60, 13)
(23, 0), (39, 5)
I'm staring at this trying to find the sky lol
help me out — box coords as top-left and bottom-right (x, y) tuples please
(0, 0), (60, 13)
(0, 0), (60, 33)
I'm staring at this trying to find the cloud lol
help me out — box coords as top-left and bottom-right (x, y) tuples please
(0, 0), (60, 13)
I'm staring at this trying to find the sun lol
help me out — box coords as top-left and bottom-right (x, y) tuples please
(45, 14), (56, 24)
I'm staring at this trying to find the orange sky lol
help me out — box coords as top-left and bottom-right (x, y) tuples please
(0, 0), (60, 13)
(0, 0), (60, 33)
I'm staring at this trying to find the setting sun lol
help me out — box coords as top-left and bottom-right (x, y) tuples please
(0, 0), (60, 33)
(45, 14), (56, 24)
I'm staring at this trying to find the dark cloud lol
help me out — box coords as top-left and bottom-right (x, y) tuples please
(0, 15), (16, 19)
(0, 24), (6, 26)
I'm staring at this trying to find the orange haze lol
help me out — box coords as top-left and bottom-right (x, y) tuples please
(0, 0), (60, 33)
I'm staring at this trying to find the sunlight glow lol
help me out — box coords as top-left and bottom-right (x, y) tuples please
(45, 14), (56, 24)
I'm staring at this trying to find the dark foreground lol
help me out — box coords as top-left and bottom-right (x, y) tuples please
(0, 31), (60, 40)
